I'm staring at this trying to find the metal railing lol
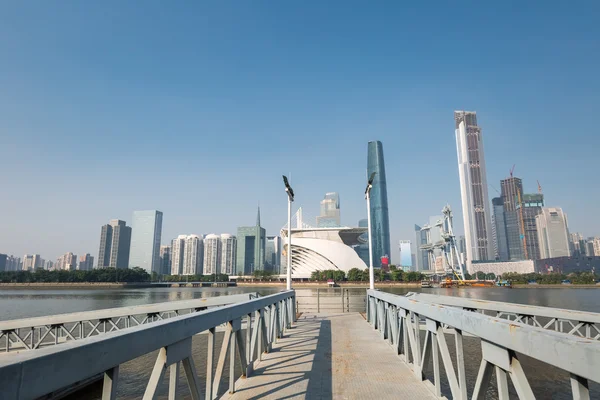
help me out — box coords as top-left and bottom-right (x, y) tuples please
(295, 288), (366, 313)
(407, 292), (600, 339)
(0, 293), (256, 352)
(0, 290), (295, 400)
(367, 289), (600, 399)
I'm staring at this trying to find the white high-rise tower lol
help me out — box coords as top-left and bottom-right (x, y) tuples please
(455, 111), (494, 266)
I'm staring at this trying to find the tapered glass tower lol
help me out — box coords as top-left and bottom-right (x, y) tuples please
(367, 141), (391, 266)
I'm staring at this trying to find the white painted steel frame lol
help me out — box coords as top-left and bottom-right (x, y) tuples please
(367, 289), (600, 400)
(0, 290), (296, 400)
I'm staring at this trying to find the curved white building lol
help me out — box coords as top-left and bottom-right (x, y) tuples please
(281, 227), (368, 279)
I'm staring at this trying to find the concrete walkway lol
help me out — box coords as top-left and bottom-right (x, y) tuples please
(225, 313), (437, 400)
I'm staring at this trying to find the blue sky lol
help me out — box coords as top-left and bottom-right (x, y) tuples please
(1, 1), (599, 262)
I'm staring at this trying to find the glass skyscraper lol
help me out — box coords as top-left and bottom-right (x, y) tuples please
(129, 210), (163, 274)
(367, 141), (391, 267)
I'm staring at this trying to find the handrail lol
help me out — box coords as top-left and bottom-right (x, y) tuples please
(367, 289), (600, 399)
(0, 293), (257, 352)
(0, 290), (296, 400)
(407, 292), (600, 323)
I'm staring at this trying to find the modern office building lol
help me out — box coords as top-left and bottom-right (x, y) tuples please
(183, 235), (203, 275)
(203, 234), (221, 275)
(0, 254), (6, 272)
(569, 232), (584, 256)
(22, 254), (42, 271)
(129, 210), (163, 274)
(414, 225), (428, 271)
(455, 111), (494, 264)
(367, 140), (391, 266)
(399, 241), (412, 268)
(170, 235), (187, 275)
(236, 207), (266, 275)
(5, 256), (21, 271)
(353, 219), (370, 266)
(316, 192), (341, 227)
(593, 238), (600, 257)
(220, 234), (237, 275)
(585, 239), (595, 257)
(78, 254), (94, 271)
(491, 197), (509, 261)
(159, 245), (171, 275)
(520, 194), (544, 260)
(98, 219), (132, 269)
(265, 236), (281, 273)
(501, 177), (524, 261)
(536, 207), (571, 259)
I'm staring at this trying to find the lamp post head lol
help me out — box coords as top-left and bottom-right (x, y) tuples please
(282, 175), (295, 201)
(365, 172), (376, 198)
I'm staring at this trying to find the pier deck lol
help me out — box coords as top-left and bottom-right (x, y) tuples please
(225, 313), (436, 399)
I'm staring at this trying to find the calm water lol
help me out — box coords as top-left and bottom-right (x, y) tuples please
(1, 286), (599, 320)
(1, 286), (598, 399)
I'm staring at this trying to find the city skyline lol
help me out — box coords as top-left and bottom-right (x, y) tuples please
(2, 3), (600, 263)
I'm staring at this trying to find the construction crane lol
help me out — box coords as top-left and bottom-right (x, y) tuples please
(537, 180), (543, 194)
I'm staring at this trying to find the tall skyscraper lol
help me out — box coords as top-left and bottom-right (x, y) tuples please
(593, 237), (600, 257)
(220, 234), (237, 275)
(98, 219), (132, 269)
(316, 192), (341, 227)
(78, 254), (94, 271)
(22, 254), (41, 270)
(398, 241), (412, 267)
(586, 239), (596, 257)
(159, 245), (171, 275)
(520, 194), (544, 260)
(183, 235), (203, 275)
(203, 234), (221, 275)
(501, 176), (524, 261)
(265, 236), (281, 273)
(491, 197), (509, 261)
(367, 141), (391, 266)
(129, 210), (163, 274)
(536, 207), (570, 259)
(236, 207), (266, 275)
(414, 225), (428, 271)
(170, 235), (187, 275)
(455, 111), (493, 264)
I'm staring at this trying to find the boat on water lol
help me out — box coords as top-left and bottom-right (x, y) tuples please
(421, 280), (433, 288)
(495, 279), (512, 288)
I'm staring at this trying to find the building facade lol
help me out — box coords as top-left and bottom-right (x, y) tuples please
(56, 252), (77, 271)
(501, 177), (524, 261)
(159, 245), (171, 275)
(491, 197), (509, 261)
(0, 254), (6, 272)
(170, 235), (187, 275)
(203, 234), (221, 275)
(129, 210), (163, 274)
(78, 254), (94, 271)
(98, 219), (132, 269)
(536, 207), (571, 259)
(236, 208), (266, 275)
(220, 234), (237, 275)
(367, 141), (391, 266)
(520, 194), (544, 260)
(399, 240), (412, 267)
(183, 235), (203, 275)
(455, 111), (494, 264)
(353, 219), (370, 267)
(265, 236), (281, 273)
(316, 192), (341, 227)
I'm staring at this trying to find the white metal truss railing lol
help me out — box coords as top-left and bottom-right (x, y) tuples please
(0, 290), (295, 400)
(367, 289), (600, 400)
(407, 292), (600, 340)
(0, 293), (257, 352)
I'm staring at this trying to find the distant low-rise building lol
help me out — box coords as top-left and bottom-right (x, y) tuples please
(78, 254), (94, 271)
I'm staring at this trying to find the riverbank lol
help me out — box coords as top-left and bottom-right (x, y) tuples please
(0, 282), (158, 290)
(512, 283), (600, 288)
(236, 281), (423, 288)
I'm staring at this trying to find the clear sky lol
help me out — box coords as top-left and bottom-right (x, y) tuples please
(1, 1), (599, 262)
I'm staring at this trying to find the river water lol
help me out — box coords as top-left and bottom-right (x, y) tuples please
(0, 286), (598, 399)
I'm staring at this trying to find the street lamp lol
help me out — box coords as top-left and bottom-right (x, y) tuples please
(282, 175), (295, 291)
(365, 172), (376, 290)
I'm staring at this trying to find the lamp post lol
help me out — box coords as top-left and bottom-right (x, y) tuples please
(365, 172), (376, 290)
(283, 175), (295, 291)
